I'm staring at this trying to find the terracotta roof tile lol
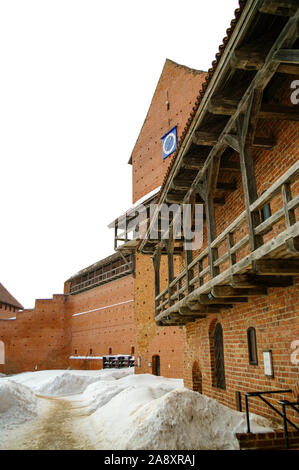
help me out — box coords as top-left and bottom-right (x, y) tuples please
(157, 0), (248, 201)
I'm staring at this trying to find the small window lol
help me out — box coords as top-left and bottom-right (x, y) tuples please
(261, 203), (271, 222)
(260, 199), (272, 235)
(89, 348), (93, 355)
(74, 349), (78, 355)
(131, 346), (135, 355)
(109, 347), (112, 355)
(247, 327), (258, 365)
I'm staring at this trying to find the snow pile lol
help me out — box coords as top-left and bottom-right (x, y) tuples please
(35, 372), (108, 396)
(0, 380), (38, 436)
(0, 373), (6, 377)
(83, 380), (272, 450)
(82, 373), (183, 414)
(9, 368), (134, 396)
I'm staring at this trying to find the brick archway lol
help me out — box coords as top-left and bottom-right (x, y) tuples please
(0, 340), (5, 364)
(192, 361), (202, 393)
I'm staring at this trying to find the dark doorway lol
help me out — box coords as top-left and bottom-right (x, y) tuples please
(152, 355), (160, 376)
(192, 361), (202, 393)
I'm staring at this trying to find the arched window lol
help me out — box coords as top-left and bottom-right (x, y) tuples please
(0, 341), (5, 364)
(247, 327), (258, 365)
(214, 323), (226, 390)
(109, 347), (112, 355)
(131, 346), (135, 355)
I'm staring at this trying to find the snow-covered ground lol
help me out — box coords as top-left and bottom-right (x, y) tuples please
(0, 369), (273, 450)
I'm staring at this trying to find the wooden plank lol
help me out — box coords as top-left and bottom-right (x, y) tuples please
(230, 273), (294, 288)
(167, 237), (174, 306)
(196, 294), (248, 304)
(273, 49), (299, 64)
(209, 100), (299, 121)
(237, 116), (263, 251)
(204, 174), (220, 279)
(277, 63), (299, 74)
(223, 134), (240, 153)
(212, 285), (268, 297)
(250, 161), (299, 211)
(252, 259), (299, 275)
(258, 0), (299, 17)
(227, 232), (237, 267)
(282, 183), (296, 227)
(155, 222), (299, 322)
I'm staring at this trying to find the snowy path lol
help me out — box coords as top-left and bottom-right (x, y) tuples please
(5, 395), (95, 450)
(1, 370), (274, 450)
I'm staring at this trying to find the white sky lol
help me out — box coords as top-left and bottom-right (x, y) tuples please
(0, 0), (239, 308)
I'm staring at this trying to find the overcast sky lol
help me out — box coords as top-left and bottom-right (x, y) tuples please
(0, 0), (239, 308)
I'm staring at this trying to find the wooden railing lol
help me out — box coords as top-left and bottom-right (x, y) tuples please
(155, 161), (299, 317)
(70, 261), (133, 294)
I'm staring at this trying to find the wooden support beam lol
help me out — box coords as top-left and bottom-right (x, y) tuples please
(212, 285), (268, 297)
(230, 273), (294, 288)
(260, 104), (299, 121)
(259, 0), (299, 17)
(220, 162), (241, 172)
(167, 237), (174, 306)
(231, 48), (267, 70)
(223, 134), (240, 153)
(152, 247), (162, 300)
(252, 259), (299, 275)
(193, 131), (218, 146)
(273, 49), (299, 64)
(209, 99), (299, 121)
(173, 180), (236, 192)
(236, 94), (264, 251)
(205, 191), (220, 280)
(227, 232), (236, 267)
(182, 156), (206, 170)
(230, 33), (274, 71)
(196, 294), (248, 304)
(277, 63), (299, 74)
(285, 235), (299, 255)
(179, 306), (206, 315)
(166, 192), (225, 205)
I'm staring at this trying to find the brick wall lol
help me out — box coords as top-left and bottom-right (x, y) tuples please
(131, 59), (206, 204)
(0, 274), (136, 374)
(179, 118), (299, 426)
(237, 431), (299, 450)
(131, 60), (206, 379)
(66, 274), (136, 367)
(134, 252), (184, 378)
(0, 295), (71, 374)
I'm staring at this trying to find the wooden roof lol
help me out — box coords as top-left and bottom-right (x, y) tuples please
(0, 283), (23, 310)
(66, 252), (129, 281)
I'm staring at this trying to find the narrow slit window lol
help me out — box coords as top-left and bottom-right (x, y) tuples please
(247, 327), (258, 365)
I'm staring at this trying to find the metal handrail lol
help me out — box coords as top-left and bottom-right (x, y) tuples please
(245, 389), (299, 450)
(278, 400), (299, 450)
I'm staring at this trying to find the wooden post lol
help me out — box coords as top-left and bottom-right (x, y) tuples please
(152, 247), (162, 315)
(205, 193), (220, 278)
(282, 183), (296, 227)
(167, 237), (174, 306)
(227, 232), (236, 267)
(236, 91), (264, 252)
